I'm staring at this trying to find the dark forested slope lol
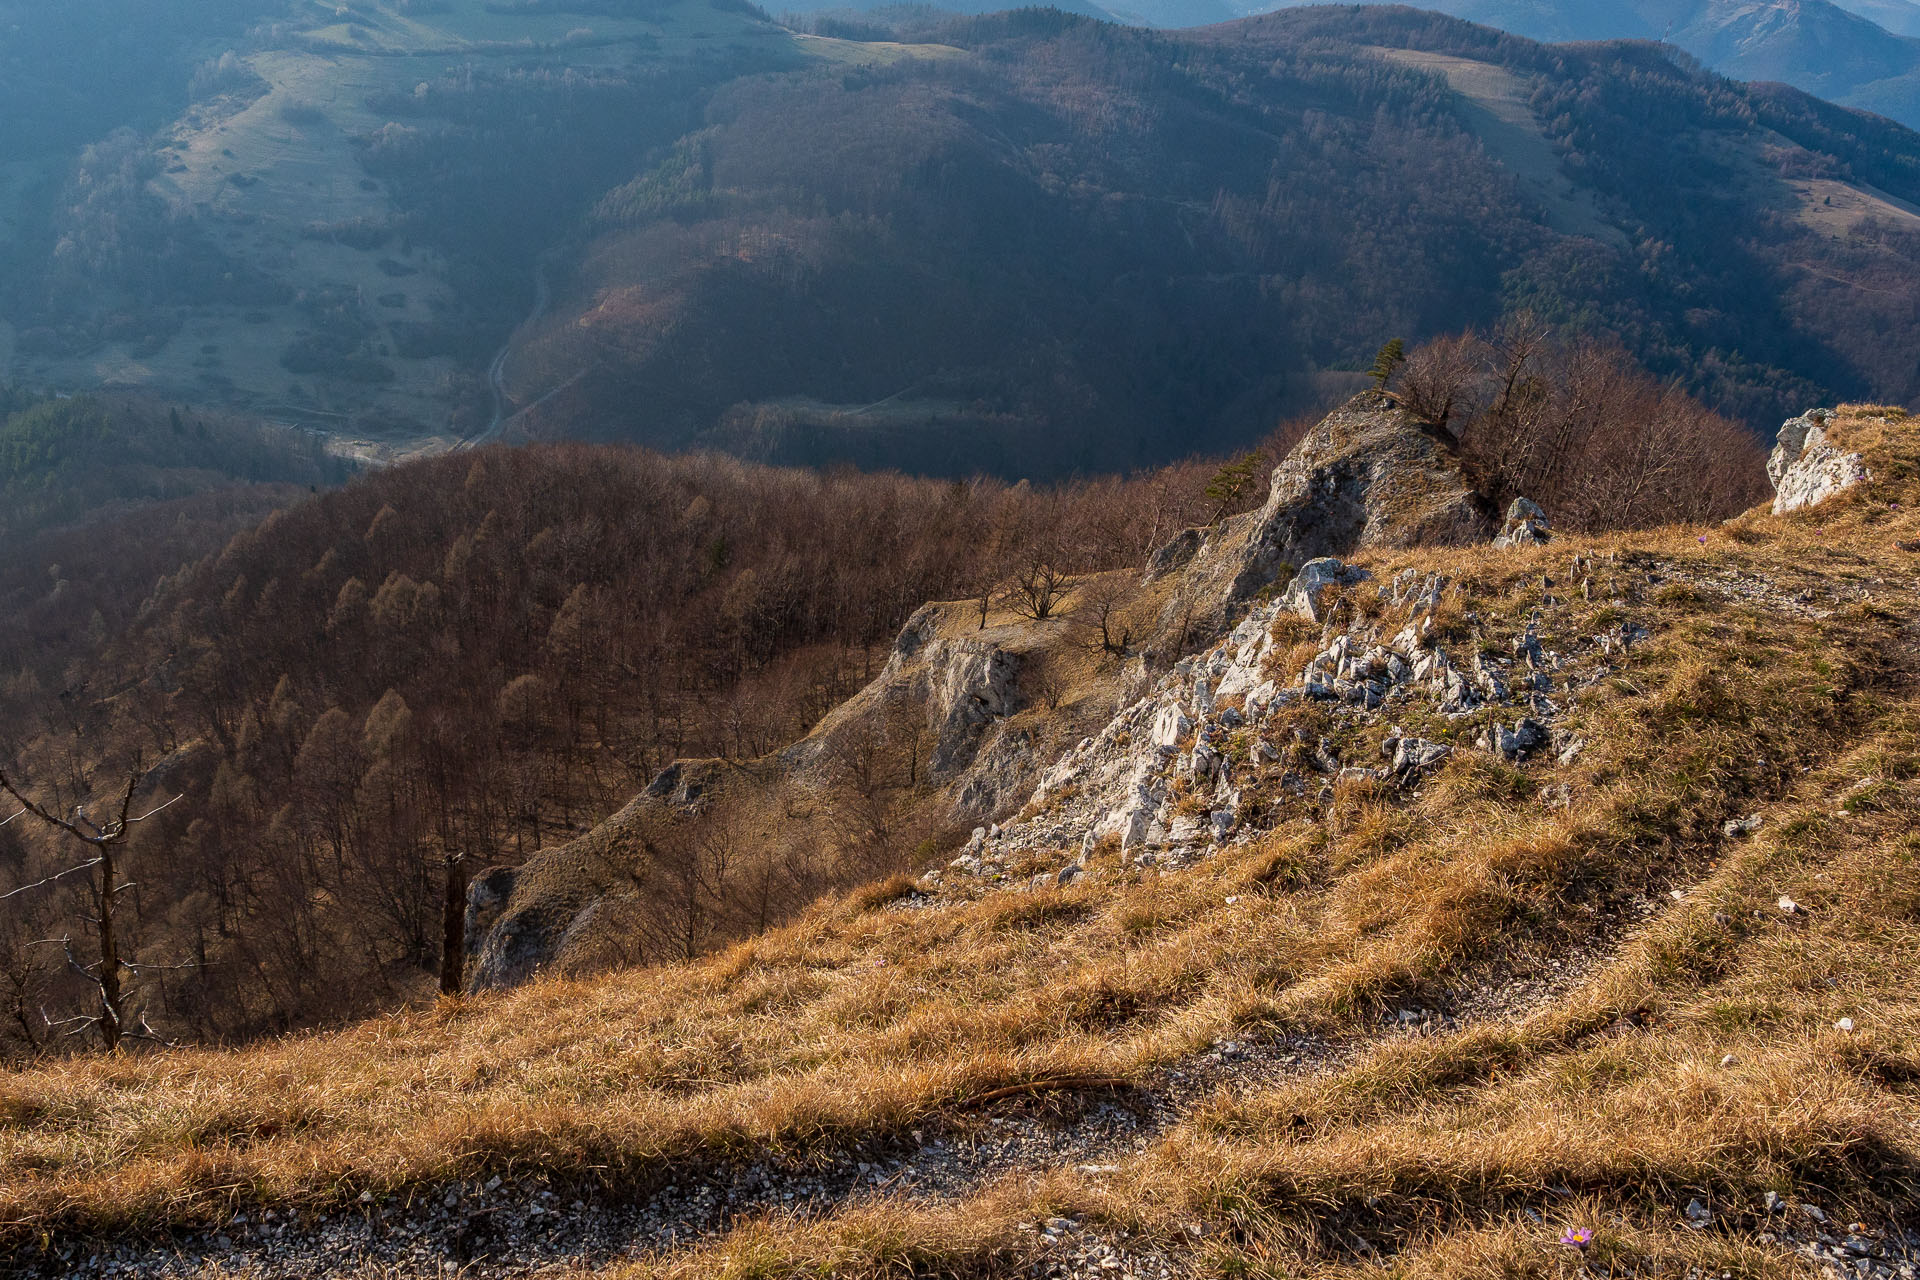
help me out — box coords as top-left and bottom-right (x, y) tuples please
(10, 3), (1920, 473)
(491, 7), (1920, 473)
(0, 389), (348, 542)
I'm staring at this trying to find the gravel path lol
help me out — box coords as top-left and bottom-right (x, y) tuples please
(11, 888), (1681, 1279)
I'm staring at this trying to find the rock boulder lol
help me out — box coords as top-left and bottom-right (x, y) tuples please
(1492, 497), (1551, 548)
(1769, 409), (1869, 514)
(1173, 393), (1494, 630)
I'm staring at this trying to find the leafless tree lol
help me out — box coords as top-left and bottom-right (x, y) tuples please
(0, 766), (181, 1051)
(1008, 554), (1071, 621)
(1398, 332), (1484, 433)
(1071, 575), (1136, 659)
(1027, 653), (1069, 712)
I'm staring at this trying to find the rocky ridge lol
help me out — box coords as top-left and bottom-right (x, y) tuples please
(1164, 391), (1494, 620)
(928, 548), (1632, 896)
(463, 395), (1885, 987)
(463, 393), (1499, 990)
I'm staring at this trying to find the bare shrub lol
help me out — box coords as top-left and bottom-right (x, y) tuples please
(1401, 322), (1768, 530)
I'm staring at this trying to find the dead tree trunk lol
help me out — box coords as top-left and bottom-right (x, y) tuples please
(440, 851), (470, 996)
(0, 766), (180, 1051)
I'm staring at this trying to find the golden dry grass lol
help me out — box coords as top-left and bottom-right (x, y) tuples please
(4, 407), (1918, 1275)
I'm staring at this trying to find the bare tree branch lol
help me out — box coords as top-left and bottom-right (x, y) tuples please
(0, 858), (105, 901)
(0, 768), (178, 848)
(3, 766), (185, 1052)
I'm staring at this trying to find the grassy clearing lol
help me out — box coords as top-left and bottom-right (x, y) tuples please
(3, 408), (1917, 1273)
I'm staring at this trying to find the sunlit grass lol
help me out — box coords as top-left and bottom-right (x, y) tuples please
(4, 407), (1918, 1276)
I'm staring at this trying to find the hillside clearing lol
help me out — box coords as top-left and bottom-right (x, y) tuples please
(1369, 47), (1627, 249)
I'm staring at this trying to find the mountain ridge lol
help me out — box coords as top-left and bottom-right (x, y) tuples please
(6, 2), (1920, 474)
(1246, 0), (1920, 129)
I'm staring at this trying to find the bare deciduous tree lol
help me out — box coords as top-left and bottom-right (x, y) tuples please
(1395, 322), (1766, 531)
(0, 766), (181, 1051)
(1071, 575), (1137, 659)
(1398, 332), (1482, 433)
(1008, 553), (1071, 621)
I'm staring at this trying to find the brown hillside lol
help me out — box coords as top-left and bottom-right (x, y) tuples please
(1, 405), (1913, 1277)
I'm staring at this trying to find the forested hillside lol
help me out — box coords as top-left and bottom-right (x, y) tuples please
(0, 388), (347, 541)
(499, 7), (1920, 470)
(0, 327), (1768, 1057)
(0, 443), (1241, 1050)
(6, 2), (1919, 471)
(0, 0), (275, 161)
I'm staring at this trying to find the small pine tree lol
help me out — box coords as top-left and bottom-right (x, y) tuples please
(1205, 451), (1263, 523)
(1369, 338), (1407, 390)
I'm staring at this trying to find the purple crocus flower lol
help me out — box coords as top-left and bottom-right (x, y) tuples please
(1561, 1226), (1594, 1249)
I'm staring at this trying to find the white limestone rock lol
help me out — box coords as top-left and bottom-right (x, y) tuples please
(1769, 409), (1868, 515)
(1281, 557), (1372, 623)
(1151, 704), (1193, 752)
(1492, 497), (1551, 548)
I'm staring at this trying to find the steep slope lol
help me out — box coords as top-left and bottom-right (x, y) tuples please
(1679, 0), (1920, 127)
(3, 403), (1915, 1279)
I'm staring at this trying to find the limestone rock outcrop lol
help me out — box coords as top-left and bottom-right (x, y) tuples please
(924, 638), (1023, 776)
(1770, 409), (1868, 514)
(465, 395), (1512, 993)
(1169, 392), (1493, 628)
(1493, 497), (1551, 548)
(933, 553), (1639, 892)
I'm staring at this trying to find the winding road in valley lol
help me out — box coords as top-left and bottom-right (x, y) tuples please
(464, 254), (555, 450)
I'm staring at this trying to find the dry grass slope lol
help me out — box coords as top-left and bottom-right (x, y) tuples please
(3, 408), (1919, 1276)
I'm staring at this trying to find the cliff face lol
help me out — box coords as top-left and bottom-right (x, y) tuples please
(464, 399), (1898, 995)
(461, 393), (1499, 989)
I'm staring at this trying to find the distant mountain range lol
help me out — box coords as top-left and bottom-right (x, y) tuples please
(1843, 0), (1920, 36)
(785, 0), (1920, 128)
(6, 1), (1920, 474)
(1410, 0), (1920, 127)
